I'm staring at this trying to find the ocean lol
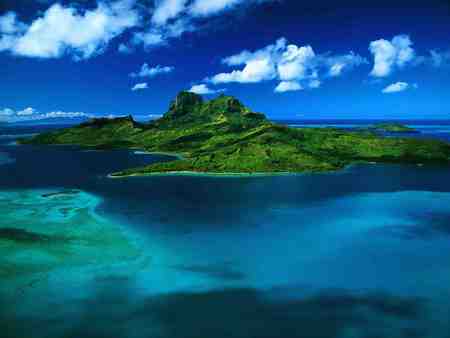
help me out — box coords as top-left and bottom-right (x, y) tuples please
(1, 120), (450, 338)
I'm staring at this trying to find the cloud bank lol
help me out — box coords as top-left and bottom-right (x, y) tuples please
(0, 107), (89, 122)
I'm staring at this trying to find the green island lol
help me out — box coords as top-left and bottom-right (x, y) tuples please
(21, 92), (450, 177)
(370, 123), (418, 133)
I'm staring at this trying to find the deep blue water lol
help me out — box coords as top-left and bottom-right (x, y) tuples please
(1, 121), (450, 338)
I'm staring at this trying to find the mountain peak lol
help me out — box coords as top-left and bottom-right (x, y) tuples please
(80, 114), (137, 128)
(166, 91), (203, 119)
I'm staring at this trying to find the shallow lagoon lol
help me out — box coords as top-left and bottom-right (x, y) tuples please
(1, 124), (450, 338)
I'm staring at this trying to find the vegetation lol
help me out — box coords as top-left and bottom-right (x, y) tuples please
(370, 123), (417, 133)
(22, 92), (450, 176)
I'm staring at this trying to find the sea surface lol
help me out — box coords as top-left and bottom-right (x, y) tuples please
(1, 120), (450, 338)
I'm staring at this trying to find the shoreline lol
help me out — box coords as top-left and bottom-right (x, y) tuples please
(109, 171), (296, 178)
(133, 151), (185, 160)
(107, 168), (347, 179)
(106, 161), (434, 179)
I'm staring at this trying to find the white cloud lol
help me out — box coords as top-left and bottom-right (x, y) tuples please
(274, 81), (303, 93)
(369, 34), (415, 77)
(0, 0), (277, 56)
(0, 12), (26, 52)
(131, 17), (195, 49)
(222, 37), (287, 67)
(189, 0), (271, 17)
(131, 83), (148, 91)
(190, 0), (242, 16)
(16, 107), (35, 116)
(152, 0), (188, 26)
(39, 111), (89, 119)
(0, 0), (140, 59)
(329, 63), (344, 77)
(188, 84), (224, 95)
(0, 35), (17, 52)
(207, 37), (365, 92)
(133, 0), (274, 49)
(118, 43), (133, 54)
(130, 63), (174, 78)
(325, 52), (367, 77)
(0, 108), (15, 117)
(0, 12), (26, 34)
(211, 58), (277, 84)
(0, 107), (89, 122)
(308, 79), (321, 88)
(210, 38), (285, 84)
(381, 81), (410, 94)
(132, 31), (166, 48)
(277, 45), (316, 81)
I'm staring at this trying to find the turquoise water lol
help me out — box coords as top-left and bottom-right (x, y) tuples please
(1, 123), (450, 338)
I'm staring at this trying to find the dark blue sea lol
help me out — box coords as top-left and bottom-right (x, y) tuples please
(1, 120), (450, 338)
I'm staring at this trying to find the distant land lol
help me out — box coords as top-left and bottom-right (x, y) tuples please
(21, 92), (450, 177)
(370, 123), (418, 133)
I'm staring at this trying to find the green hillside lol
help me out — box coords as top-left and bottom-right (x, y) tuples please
(22, 92), (450, 176)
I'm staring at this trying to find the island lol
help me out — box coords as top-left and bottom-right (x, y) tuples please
(370, 123), (418, 133)
(21, 92), (450, 177)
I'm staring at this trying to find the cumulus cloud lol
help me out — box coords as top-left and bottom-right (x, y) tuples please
(381, 81), (411, 94)
(152, 0), (189, 26)
(188, 84), (224, 95)
(274, 81), (303, 93)
(0, 0), (140, 59)
(130, 63), (174, 78)
(277, 45), (316, 81)
(210, 37), (285, 84)
(0, 107), (89, 122)
(211, 58), (277, 84)
(207, 37), (366, 92)
(369, 34), (415, 77)
(131, 83), (148, 91)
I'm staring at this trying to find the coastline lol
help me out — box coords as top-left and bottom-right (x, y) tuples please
(107, 168), (345, 179)
(133, 151), (185, 160)
(106, 161), (434, 179)
(109, 170), (305, 178)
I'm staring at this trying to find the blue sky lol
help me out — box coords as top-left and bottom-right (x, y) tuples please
(0, 0), (450, 122)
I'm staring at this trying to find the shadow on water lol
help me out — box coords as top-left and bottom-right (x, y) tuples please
(0, 283), (436, 338)
(369, 210), (450, 241)
(169, 261), (246, 281)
